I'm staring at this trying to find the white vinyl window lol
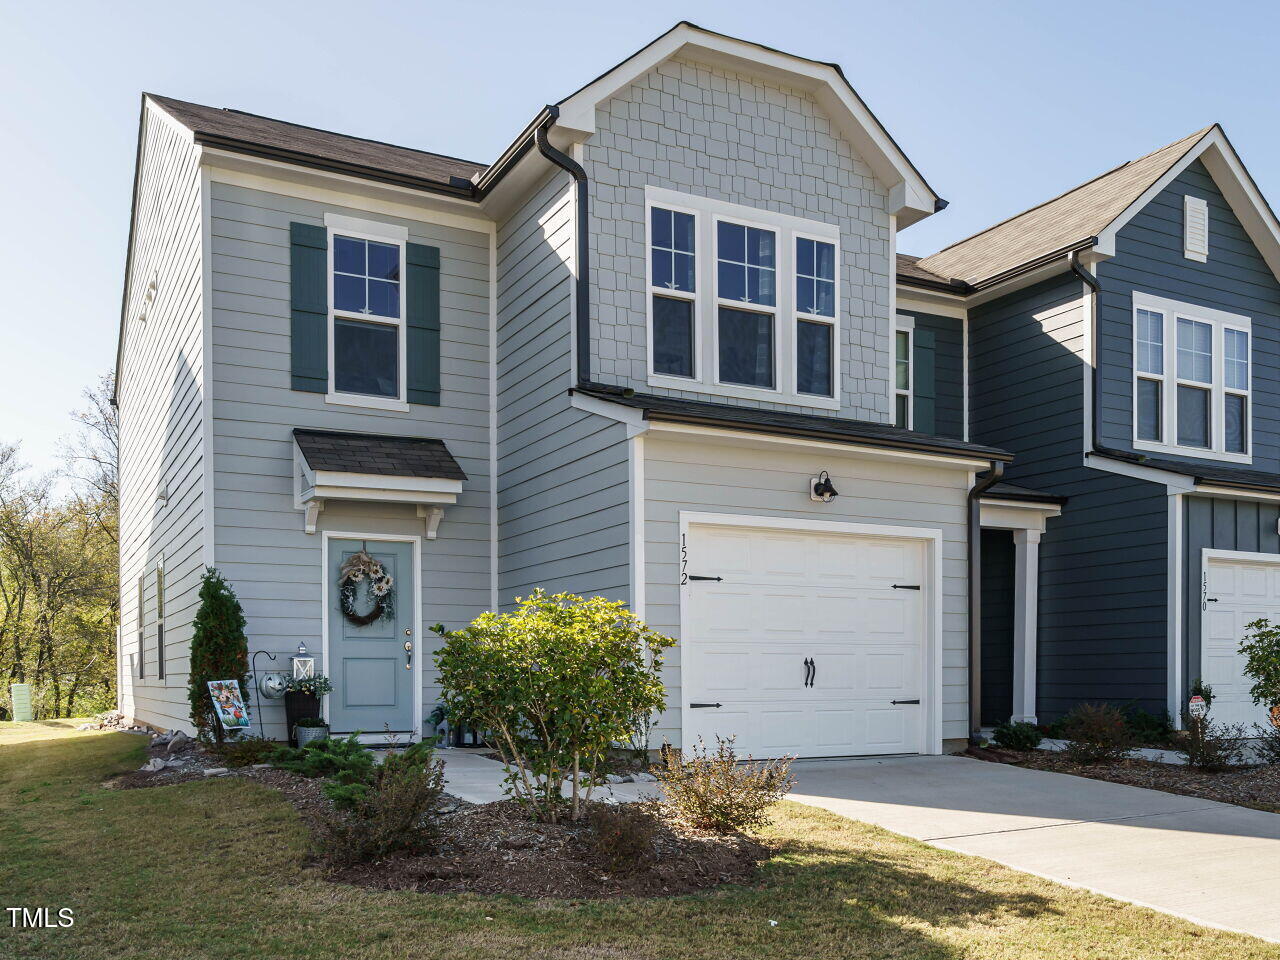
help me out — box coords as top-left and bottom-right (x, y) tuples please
(325, 214), (409, 411)
(645, 186), (841, 410)
(894, 315), (913, 428)
(1132, 293), (1250, 462)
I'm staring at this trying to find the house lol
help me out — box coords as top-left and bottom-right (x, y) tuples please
(113, 21), (1280, 756)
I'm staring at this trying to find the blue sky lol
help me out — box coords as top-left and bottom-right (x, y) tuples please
(1, 0), (1276, 474)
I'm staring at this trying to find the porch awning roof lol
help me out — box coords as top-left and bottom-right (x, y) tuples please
(292, 429), (467, 481)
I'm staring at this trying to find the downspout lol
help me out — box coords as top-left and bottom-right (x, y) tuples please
(968, 459), (1005, 743)
(534, 105), (592, 386)
(1069, 248), (1138, 463)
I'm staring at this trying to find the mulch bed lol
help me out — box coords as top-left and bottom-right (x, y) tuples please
(969, 745), (1280, 813)
(104, 741), (769, 899)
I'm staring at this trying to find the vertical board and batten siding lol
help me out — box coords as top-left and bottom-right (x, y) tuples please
(208, 178), (492, 739)
(1183, 495), (1280, 693)
(979, 529), (1015, 726)
(495, 171), (631, 606)
(584, 55), (894, 422)
(969, 275), (1169, 719)
(117, 103), (207, 730)
(1097, 160), (1280, 468)
(898, 309), (965, 440)
(642, 435), (973, 745)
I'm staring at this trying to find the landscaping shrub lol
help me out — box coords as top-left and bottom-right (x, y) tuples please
(1061, 703), (1136, 764)
(991, 721), (1042, 751)
(1254, 723), (1280, 765)
(315, 744), (446, 867)
(213, 736), (278, 768)
(271, 734), (375, 807)
(1177, 717), (1249, 771)
(433, 590), (675, 822)
(1240, 619), (1280, 725)
(586, 802), (659, 873)
(1123, 707), (1176, 746)
(187, 569), (250, 743)
(655, 737), (795, 834)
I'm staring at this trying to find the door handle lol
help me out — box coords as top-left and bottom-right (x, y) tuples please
(404, 639), (413, 671)
(891, 699), (920, 705)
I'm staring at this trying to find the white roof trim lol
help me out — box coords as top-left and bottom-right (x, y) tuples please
(555, 23), (937, 226)
(1095, 126), (1280, 281)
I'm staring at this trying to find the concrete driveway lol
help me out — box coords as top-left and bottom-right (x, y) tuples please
(789, 755), (1280, 942)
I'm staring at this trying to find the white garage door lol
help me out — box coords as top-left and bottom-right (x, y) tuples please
(682, 521), (928, 759)
(1203, 556), (1278, 728)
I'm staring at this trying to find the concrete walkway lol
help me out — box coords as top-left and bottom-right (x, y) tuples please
(439, 748), (1280, 941)
(789, 754), (1280, 942)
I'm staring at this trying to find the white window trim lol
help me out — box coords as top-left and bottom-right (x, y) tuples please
(894, 314), (914, 429)
(794, 228), (839, 400)
(1131, 292), (1251, 464)
(644, 186), (841, 411)
(323, 213), (410, 412)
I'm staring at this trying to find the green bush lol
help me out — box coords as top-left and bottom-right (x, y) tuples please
(214, 736), (278, 768)
(294, 717), (329, 728)
(1176, 716), (1249, 771)
(433, 590), (675, 823)
(655, 737), (795, 834)
(992, 721), (1042, 751)
(1254, 723), (1280, 765)
(1123, 707), (1175, 746)
(586, 802), (659, 873)
(1061, 703), (1135, 765)
(315, 744), (446, 868)
(271, 734), (375, 807)
(187, 569), (250, 743)
(1240, 619), (1280, 715)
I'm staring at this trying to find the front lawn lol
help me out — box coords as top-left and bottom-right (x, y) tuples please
(2, 721), (1277, 960)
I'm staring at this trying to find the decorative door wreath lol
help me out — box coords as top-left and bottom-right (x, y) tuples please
(338, 549), (396, 626)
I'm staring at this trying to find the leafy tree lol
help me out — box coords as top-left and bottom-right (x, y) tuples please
(433, 591), (675, 822)
(188, 568), (250, 742)
(1240, 619), (1280, 725)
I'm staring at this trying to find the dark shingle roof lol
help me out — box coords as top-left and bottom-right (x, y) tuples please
(1111, 454), (1280, 496)
(984, 481), (1067, 505)
(915, 127), (1214, 287)
(293, 429), (467, 481)
(575, 383), (1011, 462)
(148, 94), (486, 195)
(897, 253), (965, 291)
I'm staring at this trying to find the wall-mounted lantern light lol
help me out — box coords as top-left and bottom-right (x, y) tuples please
(810, 471), (839, 503)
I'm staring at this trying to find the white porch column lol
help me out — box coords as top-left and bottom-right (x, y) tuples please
(1011, 529), (1040, 724)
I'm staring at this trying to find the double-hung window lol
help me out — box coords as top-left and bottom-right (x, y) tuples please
(646, 187), (841, 408)
(894, 317), (913, 428)
(326, 215), (407, 408)
(1132, 293), (1251, 461)
(155, 563), (165, 681)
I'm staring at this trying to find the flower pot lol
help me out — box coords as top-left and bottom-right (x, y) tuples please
(295, 724), (330, 748)
(283, 692), (322, 746)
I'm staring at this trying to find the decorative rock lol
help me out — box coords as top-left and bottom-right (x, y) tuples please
(202, 767), (229, 777)
(605, 773), (628, 784)
(631, 772), (657, 783)
(251, 763), (272, 770)
(166, 731), (189, 755)
(140, 758), (166, 772)
(163, 758), (186, 768)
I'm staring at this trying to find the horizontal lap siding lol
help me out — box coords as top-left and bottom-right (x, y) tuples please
(1098, 161), (1280, 469)
(969, 276), (1169, 719)
(117, 106), (207, 731)
(643, 436), (972, 746)
(496, 173), (631, 607)
(209, 180), (492, 740)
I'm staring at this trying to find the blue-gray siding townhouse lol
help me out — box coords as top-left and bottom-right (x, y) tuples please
(113, 21), (1280, 757)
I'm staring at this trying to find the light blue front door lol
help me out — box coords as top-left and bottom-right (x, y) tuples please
(327, 539), (415, 735)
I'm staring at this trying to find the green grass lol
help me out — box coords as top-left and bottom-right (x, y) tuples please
(1, 721), (1276, 960)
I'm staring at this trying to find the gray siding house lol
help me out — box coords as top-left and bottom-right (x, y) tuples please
(115, 21), (1280, 755)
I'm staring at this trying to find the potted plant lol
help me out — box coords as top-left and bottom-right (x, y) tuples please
(284, 674), (333, 746)
(293, 716), (331, 748)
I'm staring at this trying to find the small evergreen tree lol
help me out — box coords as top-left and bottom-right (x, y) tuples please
(188, 568), (250, 743)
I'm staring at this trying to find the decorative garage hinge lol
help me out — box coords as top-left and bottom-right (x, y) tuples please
(892, 584), (921, 590)
(687, 575), (723, 582)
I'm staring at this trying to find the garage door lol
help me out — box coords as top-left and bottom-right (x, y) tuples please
(1203, 556), (1278, 728)
(682, 521), (928, 759)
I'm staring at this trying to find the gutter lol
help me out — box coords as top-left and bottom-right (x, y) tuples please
(533, 106), (592, 385)
(967, 459), (1005, 743)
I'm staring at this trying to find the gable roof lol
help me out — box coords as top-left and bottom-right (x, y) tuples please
(147, 94), (486, 198)
(896, 253), (967, 293)
(292, 429), (467, 481)
(915, 127), (1214, 287)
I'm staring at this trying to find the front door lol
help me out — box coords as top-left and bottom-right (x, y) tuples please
(327, 538), (415, 736)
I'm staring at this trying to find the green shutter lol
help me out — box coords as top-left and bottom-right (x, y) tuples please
(406, 242), (441, 406)
(913, 327), (936, 435)
(290, 222), (328, 393)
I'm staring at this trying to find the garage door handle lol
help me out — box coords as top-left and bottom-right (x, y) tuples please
(891, 699), (920, 705)
(689, 702), (722, 709)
